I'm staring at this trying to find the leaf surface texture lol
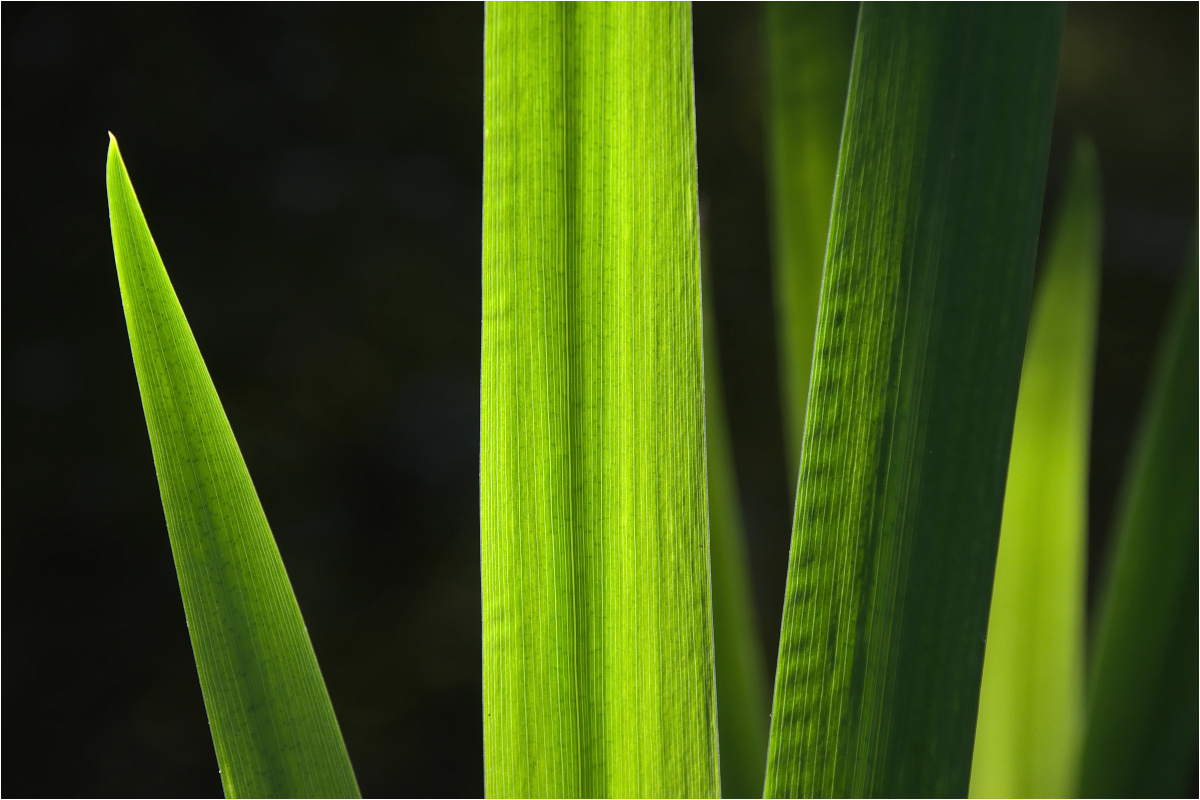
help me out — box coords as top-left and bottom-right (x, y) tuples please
(763, 6), (1063, 796)
(481, 4), (719, 796)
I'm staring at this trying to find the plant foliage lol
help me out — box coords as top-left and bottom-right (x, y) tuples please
(766, 1), (858, 479)
(106, 135), (359, 799)
(1078, 247), (1199, 798)
(480, 4), (719, 796)
(763, 5), (1064, 796)
(970, 138), (1103, 798)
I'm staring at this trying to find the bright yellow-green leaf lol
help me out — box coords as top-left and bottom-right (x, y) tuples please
(106, 135), (359, 799)
(764, 6), (1063, 796)
(480, 4), (719, 797)
(765, 1), (858, 480)
(702, 244), (770, 799)
(969, 138), (1102, 799)
(1078, 244), (1198, 798)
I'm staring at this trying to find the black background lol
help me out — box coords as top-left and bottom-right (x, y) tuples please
(4, 4), (1196, 797)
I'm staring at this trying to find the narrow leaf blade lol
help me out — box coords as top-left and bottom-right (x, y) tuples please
(106, 136), (359, 799)
(969, 138), (1103, 798)
(1078, 244), (1199, 798)
(481, 4), (719, 797)
(703, 244), (770, 799)
(765, 1), (858, 479)
(764, 6), (1063, 796)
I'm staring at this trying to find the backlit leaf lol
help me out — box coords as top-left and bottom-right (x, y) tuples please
(480, 4), (719, 796)
(969, 138), (1102, 799)
(106, 135), (359, 799)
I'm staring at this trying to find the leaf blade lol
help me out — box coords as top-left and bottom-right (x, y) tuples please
(765, 1), (858, 480)
(969, 137), (1102, 799)
(106, 135), (359, 799)
(763, 6), (1063, 796)
(480, 4), (719, 796)
(703, 244), (770, 799)
(1078, 244), (1199, 798)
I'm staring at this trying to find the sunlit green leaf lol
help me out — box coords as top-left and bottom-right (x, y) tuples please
(764, 5), (1063, 796)
(106, 135), (359, 799)
(765, 1), (858, 479)
(1078, 244), (1198, 798)
(480, 4), (719, 796)
(969, 138), (1102, 799)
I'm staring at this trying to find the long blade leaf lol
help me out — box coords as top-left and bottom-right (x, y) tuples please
(765, 1), (858, 480)
(106, 136), (359, 798)
(763, 5), (1063, 796)
(969, 138), (1103, 798)
(703, 243), (770, 799)
(1078, 244), (1199, 798)
(480, 4), (719, 797)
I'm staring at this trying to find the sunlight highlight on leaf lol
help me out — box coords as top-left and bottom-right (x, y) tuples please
(970, 138), (1102, 799)
(480, 4), (719, 796)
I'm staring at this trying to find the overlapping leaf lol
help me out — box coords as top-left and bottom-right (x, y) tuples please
(766, 1), (858, 479)
(764, 6), (1063, 796)
(970, 138), (1102, 799)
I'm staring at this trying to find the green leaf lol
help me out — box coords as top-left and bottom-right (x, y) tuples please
(480, 4), (719, 797)
(106, 135), (359, 799)
(969, 138), (1102, 799)
(1078, 244), (1199, 798)
(763, 5), (1063, 797)
(702, 243), (770, 799)
(765, 1), (858, 480)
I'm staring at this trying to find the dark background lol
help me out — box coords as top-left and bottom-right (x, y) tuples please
(4, 4), (1195, 797)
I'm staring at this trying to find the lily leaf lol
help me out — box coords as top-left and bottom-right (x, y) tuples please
(106, 135), (359, 799)
(763, 5), (1063, 796)
(481, 4), (719, 797)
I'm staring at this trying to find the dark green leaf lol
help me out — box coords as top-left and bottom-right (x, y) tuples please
(763, 6), (1063, 796)
(1078, 245), (1199, 798)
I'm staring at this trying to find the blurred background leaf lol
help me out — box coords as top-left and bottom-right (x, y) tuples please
(2, 4), (1195, 796)
(1078, 246), (1198, 798)
(764, 1), (857, 482)
(703, 234), (770, 799)
(969, 137), (1102, 799)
